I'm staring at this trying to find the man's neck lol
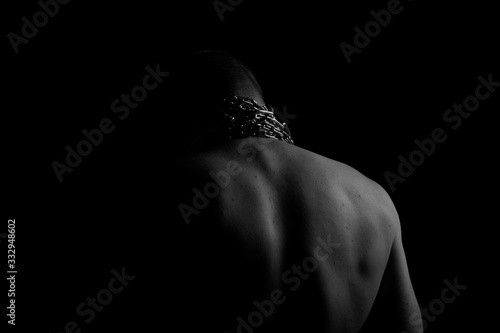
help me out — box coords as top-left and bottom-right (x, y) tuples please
(176, 137), (279, 176)
(229, 85), (265, 107)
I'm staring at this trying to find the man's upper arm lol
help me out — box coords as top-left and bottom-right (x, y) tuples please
(362, 184), (422, 333)
(384, 224), (423, 333)
(378, 190), (423, 333)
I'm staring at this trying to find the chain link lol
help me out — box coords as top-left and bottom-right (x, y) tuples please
(187, 96), (294, 153)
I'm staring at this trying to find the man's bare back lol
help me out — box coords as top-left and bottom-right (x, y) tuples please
(169, 50), (421, 332)
(176, 137), (422, 333)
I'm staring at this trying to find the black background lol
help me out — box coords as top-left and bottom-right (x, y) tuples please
(4, 0), (498, 332)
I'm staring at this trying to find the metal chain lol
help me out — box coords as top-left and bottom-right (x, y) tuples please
(220, 96), (294, 144)
(187, 96), (294, 154)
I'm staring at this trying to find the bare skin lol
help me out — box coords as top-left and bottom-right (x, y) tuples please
(171, 51), (420, 332)
(176, 136), (422, 333)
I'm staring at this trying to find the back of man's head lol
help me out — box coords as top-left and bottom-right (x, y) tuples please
(171, 50), (264, 117)
(164, 51), (265, 156)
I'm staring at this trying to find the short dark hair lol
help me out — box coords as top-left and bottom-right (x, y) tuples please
(170, 50), (263, 113)
(164, 50), (264, 157)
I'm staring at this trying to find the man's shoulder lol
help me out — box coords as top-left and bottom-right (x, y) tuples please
(293, 146), (399, 224)
(290, 145), (380, 189)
